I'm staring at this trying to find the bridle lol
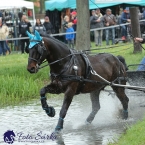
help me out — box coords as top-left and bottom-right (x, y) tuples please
(28, 39), (47, 65)
(28, 39), (82, 69)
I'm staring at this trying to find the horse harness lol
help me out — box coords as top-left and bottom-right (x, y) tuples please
(29, 40), (127, 93)
(50, 49), (104, 93)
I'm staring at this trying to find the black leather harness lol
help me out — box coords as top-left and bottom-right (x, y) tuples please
(51, 49), (91, 78)
(50, 49), (108, 93)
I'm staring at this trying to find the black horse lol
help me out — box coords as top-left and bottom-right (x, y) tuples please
(27, 31), (129, 131)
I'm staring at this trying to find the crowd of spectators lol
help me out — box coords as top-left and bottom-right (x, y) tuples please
(61, 7), (145, 48)
(0, 6), (145, 55)
(89, 7), (145, 46)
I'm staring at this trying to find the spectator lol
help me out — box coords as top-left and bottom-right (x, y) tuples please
(116, 14), (122, 38)
(138, 9), (142, 20)
(18, 10), (23, 22)
(134, 37), (145, 70)
(4, 41), (11, 54)
(90, 10), (96, 42)
(62, 15), (69, 31)
(143, 8), (145, 23)
(43, 16), (54, 34)
(95, 9), (103, 46)
(62, 15), (70, 43)
(66, 22), (75, 49)
(90, 9), (103, 46)
(0, 10), (3, 18)
(0, 18), (9, 56)
(71, 11), (77, 33)
(138, 9), (144, 35)
(19, 15), (32, 53)
(34, 19), (46, 34)
(120, 7), (131, 40)
(103, 9), (116, 45)
(142, 8), (145, 34)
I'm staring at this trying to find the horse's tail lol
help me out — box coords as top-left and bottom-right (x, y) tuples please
(117, 55), (128, 71)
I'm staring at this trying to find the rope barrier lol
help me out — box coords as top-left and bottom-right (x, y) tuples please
(84, 42), (132, 52)
(88, 44), (133, 55)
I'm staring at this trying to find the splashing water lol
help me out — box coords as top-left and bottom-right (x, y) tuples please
(0, 89), (145, 145)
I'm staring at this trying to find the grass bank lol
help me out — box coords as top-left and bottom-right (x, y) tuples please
(0, 54), (49, 107)
(109, 118), (145, 145)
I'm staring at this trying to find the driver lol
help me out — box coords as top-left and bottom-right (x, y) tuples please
(134, 37), (145, 71)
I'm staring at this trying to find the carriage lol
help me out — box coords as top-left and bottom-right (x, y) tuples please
(127, 70), (145, 87)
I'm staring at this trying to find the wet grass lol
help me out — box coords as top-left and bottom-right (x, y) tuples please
(0, 54), (49, 107)
(109, 118), (145, 145)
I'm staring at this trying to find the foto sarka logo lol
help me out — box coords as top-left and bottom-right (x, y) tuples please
(3, 130), (15, 144)
(3, 130), (57, 144)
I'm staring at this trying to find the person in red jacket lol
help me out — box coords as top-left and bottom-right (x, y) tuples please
(71, 11), (77, 33)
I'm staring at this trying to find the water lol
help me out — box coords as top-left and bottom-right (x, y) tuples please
(0, 89), (145, 145)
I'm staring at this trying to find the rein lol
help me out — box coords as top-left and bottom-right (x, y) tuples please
(30, 51), (82, 69)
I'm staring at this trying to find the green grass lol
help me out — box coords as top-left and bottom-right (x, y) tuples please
(109, 118), (145, 145)
(0, 54), (49, 107)
(90, 42), (145, 70)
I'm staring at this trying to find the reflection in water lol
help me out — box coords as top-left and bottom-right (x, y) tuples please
(0, 89), (145, 145)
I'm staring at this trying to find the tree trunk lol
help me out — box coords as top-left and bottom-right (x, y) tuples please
(39, 0), (43, 14)
(130, 7), (142, 53)
(76, 0), (90, 51)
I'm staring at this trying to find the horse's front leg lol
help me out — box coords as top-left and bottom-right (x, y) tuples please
(40, 83), (61, 117)
(55, 84), (77, 131)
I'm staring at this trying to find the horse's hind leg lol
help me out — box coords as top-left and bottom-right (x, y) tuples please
(112, 86), (129, 119)
(86, 90), (101, 124)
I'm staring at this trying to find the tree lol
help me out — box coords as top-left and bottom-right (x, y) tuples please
(39, 0), (44, 14)
(76, 0), (90, 51)
(130, 7), (142, 53)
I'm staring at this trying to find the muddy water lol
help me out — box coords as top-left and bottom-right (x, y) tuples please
(0, 89), (145, 145)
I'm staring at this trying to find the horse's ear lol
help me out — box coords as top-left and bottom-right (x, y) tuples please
(35, 30), (42, 41)
(26, 31), (33, 39)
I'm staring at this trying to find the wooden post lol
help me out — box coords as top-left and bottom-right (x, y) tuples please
(130, 7), (142, 53)
(76, 0), (90, 51)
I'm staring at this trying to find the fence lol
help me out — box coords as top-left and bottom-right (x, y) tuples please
(0, 20), (145, 51)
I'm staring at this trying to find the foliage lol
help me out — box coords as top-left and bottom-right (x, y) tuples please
(0, 54), (49, 107)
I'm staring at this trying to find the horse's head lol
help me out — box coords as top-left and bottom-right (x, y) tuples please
(3, 130), (15, 144)
(27, 30), (47, 73)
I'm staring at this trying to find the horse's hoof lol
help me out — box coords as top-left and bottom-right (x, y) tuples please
(45, 106), (55, 117)
(85, 120), (91, 125)
(123, 110), (128, 120)
(52, 130), (64, 144)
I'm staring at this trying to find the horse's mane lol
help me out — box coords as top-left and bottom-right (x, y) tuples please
(40, 32), (70, 51)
